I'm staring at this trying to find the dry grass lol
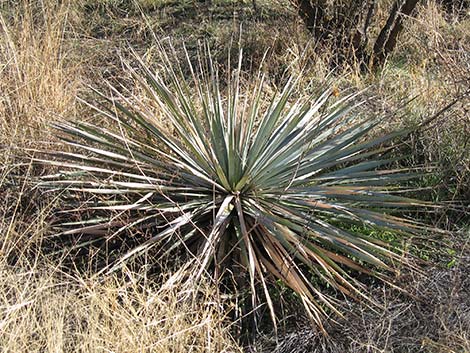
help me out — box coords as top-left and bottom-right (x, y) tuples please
(385, 2), (470, 213)
(0, 0), (469, 352)
(0, 164), (241, 353)
(0, 2), (240, 352)
(343, 1), (470, 216)
(0, 258), (241, 353)
(253, 258), (470, 353)
(0, 152), (242, 352)
(0, 0), (80, 146)
(0, 0), (77, 264)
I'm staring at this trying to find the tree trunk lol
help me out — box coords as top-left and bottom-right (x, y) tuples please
(290, 0), (421, 69)
(373, 0), (420, 66)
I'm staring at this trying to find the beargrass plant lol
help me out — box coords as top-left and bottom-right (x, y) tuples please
(38, 44), (441, 332)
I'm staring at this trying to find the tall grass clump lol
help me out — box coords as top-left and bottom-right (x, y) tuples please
(0, 0), (79, 146)
(0, 260), (241, 353)
(0, 0), (79, 273)
(39, 43), (444, 332)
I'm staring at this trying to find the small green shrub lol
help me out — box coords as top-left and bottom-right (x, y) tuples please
(39, 44), (442, 332)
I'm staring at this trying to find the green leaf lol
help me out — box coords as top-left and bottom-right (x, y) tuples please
(39, 43), (443, 332)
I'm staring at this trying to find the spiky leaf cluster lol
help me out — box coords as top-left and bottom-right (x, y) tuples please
(40, 46), (437, 331)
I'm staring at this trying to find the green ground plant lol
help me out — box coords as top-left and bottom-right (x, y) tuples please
(38, 43), (445, 332)
(1, 0), (468, 351)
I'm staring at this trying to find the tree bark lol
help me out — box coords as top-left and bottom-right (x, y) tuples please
(373, 0), (420, 66)
(291, 0), (421, 69)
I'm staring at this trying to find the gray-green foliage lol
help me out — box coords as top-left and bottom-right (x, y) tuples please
(39, 44), (440, 331)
